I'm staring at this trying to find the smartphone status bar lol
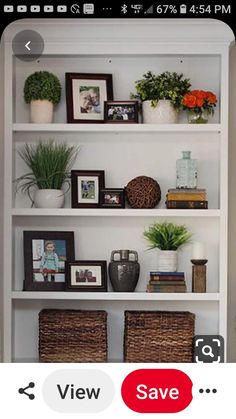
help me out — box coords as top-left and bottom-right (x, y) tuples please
(1, 3), (232, 17)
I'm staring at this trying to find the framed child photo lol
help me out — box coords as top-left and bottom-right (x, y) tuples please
(71, 170), (105, 208)
(100, 188), (125, 208)
(104, 100), (138, 123)
(66, 73), (113, 123)
(66, 261), (107, 292)
(23, 231), (75, 291)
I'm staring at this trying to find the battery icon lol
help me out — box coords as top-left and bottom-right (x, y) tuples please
(180, 4), (187, 13)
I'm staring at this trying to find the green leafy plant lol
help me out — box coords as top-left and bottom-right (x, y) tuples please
(15, 140), (78, 197)
(24, 71), (61, 104)
(131, 71), (191, 110)
(144, 221), (192, 251)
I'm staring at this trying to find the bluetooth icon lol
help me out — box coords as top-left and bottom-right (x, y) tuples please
(121, 4), (128, 14)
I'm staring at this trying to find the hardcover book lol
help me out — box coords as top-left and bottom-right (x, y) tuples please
(166, 200), (208, 209)
(146, 284), (187, 293)
(168, 188), (206, 193)
(149, 275), (185, 281)
(150, 271), (185, 275)
(167, 193), (207, 201)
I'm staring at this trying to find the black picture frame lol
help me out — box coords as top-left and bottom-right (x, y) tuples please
(23, 231), (75, 291)
(66, 73), (113, 123)
(71, 170), (105, 208)
(66, 260), (107, 292)
(104, 100), (139, 123)
(100, 188), (125, 208)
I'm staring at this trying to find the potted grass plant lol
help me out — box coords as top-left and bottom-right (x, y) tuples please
(24, 71), (61, 123)
(144, 221), (192, 271)
(131, 71), (191, 124)
(15, 140), (78, 208)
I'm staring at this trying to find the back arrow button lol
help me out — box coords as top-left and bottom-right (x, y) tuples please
(12, 30), (44, 62)
(25, 41), (31, 51)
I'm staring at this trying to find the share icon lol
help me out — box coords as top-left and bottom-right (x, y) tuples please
(18, 382), (35, 400)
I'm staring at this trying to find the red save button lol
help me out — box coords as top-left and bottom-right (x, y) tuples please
(121, 369), (193, 413)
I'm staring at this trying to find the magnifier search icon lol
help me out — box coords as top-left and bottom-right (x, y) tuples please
(202, 345), (214, 358)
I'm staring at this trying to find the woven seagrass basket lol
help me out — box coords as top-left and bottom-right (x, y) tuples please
(124, 310), (195, 363)
(39, 309), (107, 362)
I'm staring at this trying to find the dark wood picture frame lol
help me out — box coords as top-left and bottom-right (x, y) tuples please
(71, 170), (105, 208)
(66, 73), (113, 123)
(66, 260), (107, 292)
(104, 100), (138, 123)
(100, 188), (125, 208)
(23, 231), (75, 291)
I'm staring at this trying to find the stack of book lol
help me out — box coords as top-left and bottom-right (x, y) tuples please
(146, 271), (187, 293)
(166, 188), (208, 209)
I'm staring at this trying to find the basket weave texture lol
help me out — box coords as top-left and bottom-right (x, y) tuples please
(39, 309), (107, 362)
(126, 176), (161, 209)
(124, 310), (195, 363)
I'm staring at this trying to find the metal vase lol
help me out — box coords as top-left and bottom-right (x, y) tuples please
(108, 250), (140, 292)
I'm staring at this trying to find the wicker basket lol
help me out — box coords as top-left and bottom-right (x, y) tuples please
(124, 310), (195, 363)
(39, 309), (107, 362)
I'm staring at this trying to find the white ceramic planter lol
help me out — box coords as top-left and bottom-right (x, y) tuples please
(158, 250), (178, 272)
(143, 100), (178, 124)
(34, 189), (65, 208)
(30, 100), (53, 123)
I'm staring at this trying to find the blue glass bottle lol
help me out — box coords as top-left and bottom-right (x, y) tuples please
(176, 151), (197, 189)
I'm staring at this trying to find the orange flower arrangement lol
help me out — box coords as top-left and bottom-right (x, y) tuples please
(182, 90), (217, 114)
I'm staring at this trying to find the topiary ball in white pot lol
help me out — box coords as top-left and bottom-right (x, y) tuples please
(24, 71), (61, 124)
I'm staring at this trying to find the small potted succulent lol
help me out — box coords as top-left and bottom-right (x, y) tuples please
(131, 71), (191, 124)
(144, 221), (192, 271)
(15, 140), (78, 208)
(24, 71), (61, 123)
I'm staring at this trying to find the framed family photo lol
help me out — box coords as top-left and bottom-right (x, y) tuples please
(71, 170), (105, 208)
(66, 261), (107, 292)
(23, 231), (75, 291)
(66, 73), (113, 123)
(100, 188), (125, 208)
(104, 100), (138, 123)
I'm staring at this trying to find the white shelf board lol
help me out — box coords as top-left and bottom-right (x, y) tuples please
(12, 208), (220, 217)
(12, 123), (222, 133)
(11, 291), (220, 301)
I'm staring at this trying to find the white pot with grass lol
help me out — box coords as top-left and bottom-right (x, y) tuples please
(158, 250), (178, 272)
(144, 221), (192, 272)
(24, 71), (61, 124)
(15, 140), (78, 209)
(34, 189), (64, 208)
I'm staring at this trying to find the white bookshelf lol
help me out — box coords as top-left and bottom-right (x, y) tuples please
(12, 208), (220, 217)
(2, 18), (234, 362)
(12, 123), (222, 133)
(11, 291), (220, 301)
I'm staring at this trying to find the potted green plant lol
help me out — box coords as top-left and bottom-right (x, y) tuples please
(131, 71), (191, 124)
(15, 140), (78, 208)
(144, 221), (192, 271)
(24, 71), (61, 123)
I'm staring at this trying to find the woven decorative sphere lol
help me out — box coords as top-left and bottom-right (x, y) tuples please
(126, 176), (161, 209)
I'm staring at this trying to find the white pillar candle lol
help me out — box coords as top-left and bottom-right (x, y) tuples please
(192, 242), (206, 260)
